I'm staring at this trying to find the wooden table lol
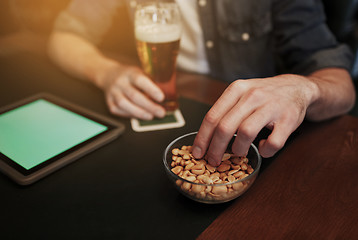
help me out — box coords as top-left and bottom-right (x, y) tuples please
(178, 74), (358, 239)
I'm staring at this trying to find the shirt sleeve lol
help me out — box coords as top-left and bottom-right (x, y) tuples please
(273, 0), (353, 75)
(53, 0), (123, 45)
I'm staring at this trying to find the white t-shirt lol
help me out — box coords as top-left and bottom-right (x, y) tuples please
(176, 1), (210, 74)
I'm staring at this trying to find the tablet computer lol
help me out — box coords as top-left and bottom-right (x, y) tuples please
(0, 93), (125, 185)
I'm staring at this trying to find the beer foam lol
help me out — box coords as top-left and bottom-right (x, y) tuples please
(135, 24), (181, 43)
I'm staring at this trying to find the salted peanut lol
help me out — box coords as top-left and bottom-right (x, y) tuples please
(210, 176), (220, 183)
(180, 159), (186, 167)
(202, 170), (211, 177)
(212, 185), (227, 195)
(185, 175), (197, 182)
(210, 172), (220, 179)
(247, 166), (254, 174)
(182, 154), (191, 160)
(213, 178), (223, 184)
(181, 182), (191, 191)
(221, 175), (228, 181)
(191, 183), (205, 193)
(175, 180), (183, 188)
(191, 159), (198, 164)
(201, 175), (214, 184)
(231, 157), (243, 165)
(222, 153), (231, 161)
(197, 191), (206, 199)
(185, 162), (195, 170)
(217, 163), (230, 172)
(205, 164), (216, 173)
(241, 163), (248, 171)
(242, 157), (248, 163)
(172, 156), (178, 161)
(191, 164), (205, 175)
(222, 160), (231, 165)
(197, 175), (207, 182)
(233, 170), (245, 178)
(233, 182), (244, 191)
(181, 145), (188, 151)
(170, 161), (176, 168)
(175, 157), (182, 166)
(208, 191), (220, 197)
(181, 170), (190, 178)
(231, 164), (241, 170)
(197, 159), (207, 165)
(172, 166), (183, 175)
(172, 148), (180, 155)
(186, 170), (197, 177)
(205, 186), (212, 193)
(183, 160), (191, 165)
(186, 146), (193, 152)
(228, 169), (239, 175)
(227, 175), (236, 182)
(178, 149), (187, 155)
(192, 163), (204, 169)
(219, 172), (227, 179)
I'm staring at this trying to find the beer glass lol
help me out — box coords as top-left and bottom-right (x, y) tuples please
(134, 1), (182, 112)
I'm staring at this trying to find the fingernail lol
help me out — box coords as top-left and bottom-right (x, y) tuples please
(192, 146), (202, 158)
(207, 157), (219, 167)
(143, 113), (153, 120)
(155, 109), (166, 118)
(155, 92), (165, 102)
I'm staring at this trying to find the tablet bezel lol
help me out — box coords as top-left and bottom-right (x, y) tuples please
(0, 93), (125, 185)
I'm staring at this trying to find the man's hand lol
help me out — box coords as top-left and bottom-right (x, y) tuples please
(192, 74), (319, 166)
(48, 31), (166, 120)
(98, 64), (166, 120)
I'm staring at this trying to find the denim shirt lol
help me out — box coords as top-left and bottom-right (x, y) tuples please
(54, 0), (353, 82)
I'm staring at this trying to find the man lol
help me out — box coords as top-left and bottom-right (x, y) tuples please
(48, 0), (356, 166)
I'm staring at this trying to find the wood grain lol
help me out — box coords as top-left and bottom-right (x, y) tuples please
(197, 115), (358, 240)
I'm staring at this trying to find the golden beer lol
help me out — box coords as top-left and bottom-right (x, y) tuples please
(136, 39), (180, 111)
(135, 2), (181, 111)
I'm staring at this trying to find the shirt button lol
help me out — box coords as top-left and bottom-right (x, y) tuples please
(199, 0), (207, 7)
(206, 40), (214, 48)
(242, 32), (250, 41)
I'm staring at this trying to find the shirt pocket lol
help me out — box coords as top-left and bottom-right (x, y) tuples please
(215, 0), (272, 43)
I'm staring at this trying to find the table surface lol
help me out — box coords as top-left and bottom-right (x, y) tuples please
(1, 52), (358, 240)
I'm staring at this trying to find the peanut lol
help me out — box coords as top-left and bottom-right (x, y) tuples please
(222, 153), (231, 161)
(217, 163), (230, 172)
(212, 185), (227, 195)
(191, 184), (205, 193)
(172, 148), (180, 155)
(172, 166), (183, 175)
(181, 182), (191, 191)
(169, 145), (255, 202)
(185, 162), (195, 170)
(191, 163), (205, 175)
(205, 164), (216, 173)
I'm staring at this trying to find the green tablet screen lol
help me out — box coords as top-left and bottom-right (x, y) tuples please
(0, 99), (108, 170)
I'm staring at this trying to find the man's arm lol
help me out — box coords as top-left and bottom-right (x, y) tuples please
(192, 68), (356, 166)
(47, 31), (166, 120)
(306, 68), (355, 120)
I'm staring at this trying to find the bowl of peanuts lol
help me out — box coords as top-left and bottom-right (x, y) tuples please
(163, 132), (262, 204)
